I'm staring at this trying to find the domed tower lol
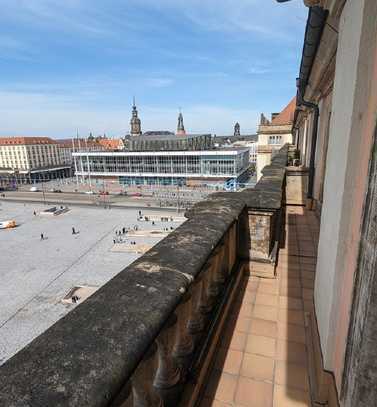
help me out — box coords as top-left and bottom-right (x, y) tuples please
(234, 122), (240, 137)
(130, 97), (142, 137)
(176, 110), (186, 136)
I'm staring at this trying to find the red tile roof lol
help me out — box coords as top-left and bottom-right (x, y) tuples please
(0, 137), (56, 146)
(271, 97), (296, 125)
(56, 138), (102, 149)
(97, 139), (122, 150)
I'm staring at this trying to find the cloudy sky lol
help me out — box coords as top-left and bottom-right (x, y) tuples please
(0, 0), (307, 138)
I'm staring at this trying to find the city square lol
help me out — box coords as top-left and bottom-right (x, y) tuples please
(0, 201), (183, 365)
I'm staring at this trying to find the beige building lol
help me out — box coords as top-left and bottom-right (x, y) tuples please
(0, 137), (70, 184)
(256, 97), (295, 180)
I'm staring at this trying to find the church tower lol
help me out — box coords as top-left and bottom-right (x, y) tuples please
(176, 110), (186, 136)
(130, 97), (142, 137)
(234, 122), (240, 137)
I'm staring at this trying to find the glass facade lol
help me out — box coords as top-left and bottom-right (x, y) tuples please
(75, 150), (249, 186)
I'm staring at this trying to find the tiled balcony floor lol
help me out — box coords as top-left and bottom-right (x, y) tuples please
(201, 207), (320, 407)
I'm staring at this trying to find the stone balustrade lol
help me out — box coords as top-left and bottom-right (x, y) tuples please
(0, 145), (289, 407)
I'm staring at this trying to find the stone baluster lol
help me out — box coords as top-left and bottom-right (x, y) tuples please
(198, 262), (216, 315)
(187, 272), (206, 335)
(153, 315), (182, 406)
(173, 291), (195, 372)
(228, 223), (237, 272)
(206, 249), (222, 299)
(213, 243), (227, 289)
(131, 345), (163, 407)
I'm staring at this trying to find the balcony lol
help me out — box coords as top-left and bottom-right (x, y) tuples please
(0, 144), (320, 407)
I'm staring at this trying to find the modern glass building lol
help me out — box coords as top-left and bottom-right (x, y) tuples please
(73, 148), (250, 187)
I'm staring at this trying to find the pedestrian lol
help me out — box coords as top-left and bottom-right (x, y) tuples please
(33, 211), (36, 216)
(40, 233), (44, 240)
(122, 227), (126, 234)
(72, 227), (76, 235)
(113, 239), (116, 244)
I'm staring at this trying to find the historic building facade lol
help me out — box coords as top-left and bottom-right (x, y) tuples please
(256, 97), (295, 180)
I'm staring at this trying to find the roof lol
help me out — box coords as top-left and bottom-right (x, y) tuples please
(127, 133), (211, 142)
(55, 139), (103, 149)
(0, 137), (56, 146)
(142, 131), (175, 137)
(271, 97), (296, 125)
(97, 139), (122, 150)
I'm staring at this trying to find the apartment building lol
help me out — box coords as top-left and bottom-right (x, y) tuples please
(0, 137), (71, 184)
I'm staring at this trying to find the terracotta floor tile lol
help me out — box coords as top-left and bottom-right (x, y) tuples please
(300, 271), (315, 281)
(240, 353), (274, 381)
(300, 264), (316, 273)
(253, 305), (279, 321)
(279, 286), (302, 299)
(277, 309), (305, 326)
(278, 269), (300, 279)
(242, 290), (258, 304)
(246, 334), (276, 358)
(301, 278), (314, 289)
(276, 340), (307, 366)
(246, 280), (259, 292)
(234, 317), (252, 333)
(235, 303), (254, 318)
(303, 300), (313, 312)
(278, 296), (303, 310)
(255, 293), (279, 307)
(302, 288), (314, 300)
(274, 384), (311, 407)
(221, 331), (247, 352)
(257, 277), (279, 286)
(279, 278), (302, 289)
(235, 376), (273, 407)
(215, 348), (243, 375)
(258, 284), (279, 295)
(300, 257), (316, 265)
(277, 323), (306, 344)
(274, 361), (309, 391)
(249, 318), (278, 338)
(205, 371), (237, 404)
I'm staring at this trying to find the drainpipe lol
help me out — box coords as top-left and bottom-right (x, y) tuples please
(297, 92), (319, 201)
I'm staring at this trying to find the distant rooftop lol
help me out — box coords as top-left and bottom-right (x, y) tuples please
(125, 133), (212, 142)
(0, 137), (57, 146)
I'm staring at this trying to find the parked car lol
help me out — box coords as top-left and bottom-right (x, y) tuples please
(49, 188), (62, 193)
(30, 187), (38, 192)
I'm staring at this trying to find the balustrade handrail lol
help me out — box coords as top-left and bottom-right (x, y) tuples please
(0, 145), (289, 407)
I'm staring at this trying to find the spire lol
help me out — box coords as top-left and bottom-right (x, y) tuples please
(176, 109), (186, 136)
(234, 122), (240, 137)
(130, 97), (142, 136)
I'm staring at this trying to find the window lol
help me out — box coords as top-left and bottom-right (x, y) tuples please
(268, 135), (282, 145)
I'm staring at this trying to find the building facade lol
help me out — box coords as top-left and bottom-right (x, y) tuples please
(0, 137), (71, 185)
(73, 148), (249, 187)
(256, 97), (295, 180)
(282, 0), (377, 405)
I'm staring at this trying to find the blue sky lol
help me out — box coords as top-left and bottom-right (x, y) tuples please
(0, 0), (307, 137)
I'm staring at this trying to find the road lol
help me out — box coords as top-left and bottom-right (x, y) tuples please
(0, 190), (195, 212)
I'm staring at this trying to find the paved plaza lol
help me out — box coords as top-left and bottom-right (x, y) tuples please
(0, 201), (183, 365)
